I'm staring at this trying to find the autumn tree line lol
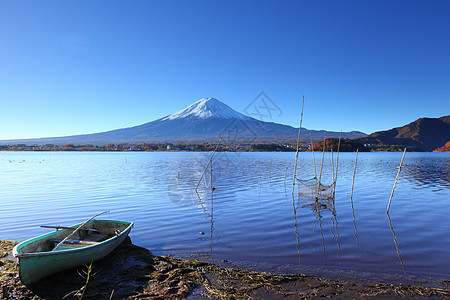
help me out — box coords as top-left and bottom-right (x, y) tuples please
(1, 138), (433, 152)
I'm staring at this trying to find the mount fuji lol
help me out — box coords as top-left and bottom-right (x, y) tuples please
(162, 97), (251, 121)
(0, 97), (366, 145)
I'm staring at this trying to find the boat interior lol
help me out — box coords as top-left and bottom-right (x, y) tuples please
(19, 220), (130, 254)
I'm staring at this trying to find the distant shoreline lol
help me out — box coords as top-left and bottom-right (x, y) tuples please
(0, 142), (427, 152)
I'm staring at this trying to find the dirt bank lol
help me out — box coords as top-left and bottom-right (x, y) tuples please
(1, 239), (449, 299)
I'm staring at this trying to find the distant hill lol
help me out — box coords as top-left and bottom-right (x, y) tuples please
(0, 98), (366, 146)
(357, 115), (450, 151)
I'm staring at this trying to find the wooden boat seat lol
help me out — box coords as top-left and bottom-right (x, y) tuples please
(47, 232), (110, 251)
(48, 239), (100, 249)
(54, 244), (88, 250)
(83, 233), (109, 242)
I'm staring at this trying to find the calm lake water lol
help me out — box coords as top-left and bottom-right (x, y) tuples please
(0, 151), (449, 284)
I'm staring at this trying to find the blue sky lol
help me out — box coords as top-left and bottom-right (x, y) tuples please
(0, 0), (449, 140)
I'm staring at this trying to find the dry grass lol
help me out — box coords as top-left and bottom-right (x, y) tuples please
(0, 240), (18, 280)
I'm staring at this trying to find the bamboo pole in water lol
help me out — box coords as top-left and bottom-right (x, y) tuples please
(291, 193), (302, 264)
(351, 196), (359, 247)
(387, 212), (406, 273)
(284, 166), (288, 194)
(387, 148), (406, 213)
(269, 160), (272, 181)
(210, 169), (214, 255)
(310, 132), (317, 179)
(316, 132), (327, 199)
(210, 157), (213, 191)
(195, 130), (225, 192)
(332, 131), (342, 198)
(284, 167), (288, 186)
(331, 148), (335, 184)
(292, 96), (305, 192)
(350, 149), (359, 199)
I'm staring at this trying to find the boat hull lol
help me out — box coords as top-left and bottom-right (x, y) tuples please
(12, 219), (133, 286)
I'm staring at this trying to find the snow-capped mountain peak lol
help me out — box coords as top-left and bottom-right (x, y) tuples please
(162, 97), (251, 121)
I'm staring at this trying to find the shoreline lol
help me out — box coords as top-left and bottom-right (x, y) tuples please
(1, 240), (449, 299)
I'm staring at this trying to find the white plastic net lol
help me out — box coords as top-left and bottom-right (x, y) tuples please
(296, 176), (335, 199)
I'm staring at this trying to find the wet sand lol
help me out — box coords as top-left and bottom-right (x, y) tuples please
(1, 239), (449, 299)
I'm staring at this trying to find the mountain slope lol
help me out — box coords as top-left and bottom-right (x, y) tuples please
(357, 115), (450, 151)
(0, 97), (366, 145)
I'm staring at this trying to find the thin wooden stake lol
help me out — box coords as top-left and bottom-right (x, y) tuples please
(291, 193), (302, 264)
(387, 148), (406, 213)
(351, 196), (359, 247)
(269, 160), (272, 179)
(331, 148), (335, 184)
(350, 149), (359, 199)
(210, 157), (214, 191)
(210, 170), (214, 254)
(332, 131), (342, 198)
(284, 166), (288, 194)
(387, 212), (406, 273)
(195, 130), (225, 192)
(316, 132), (327, 199)
(310, 132), (316, 178)
(292, 96), (305, 192)
(284, 167), (288, 185)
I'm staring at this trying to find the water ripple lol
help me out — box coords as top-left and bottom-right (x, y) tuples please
(0, 151), (448, 283)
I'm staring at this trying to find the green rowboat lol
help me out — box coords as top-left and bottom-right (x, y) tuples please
(12, 219), (133, 286)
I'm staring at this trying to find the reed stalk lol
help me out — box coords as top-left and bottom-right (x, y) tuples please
(62, 263), (94, 300)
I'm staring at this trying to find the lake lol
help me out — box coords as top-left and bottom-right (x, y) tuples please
(0, 151), (448, 285)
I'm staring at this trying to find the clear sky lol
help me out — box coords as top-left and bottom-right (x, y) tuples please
(1, 0), (449, 140)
